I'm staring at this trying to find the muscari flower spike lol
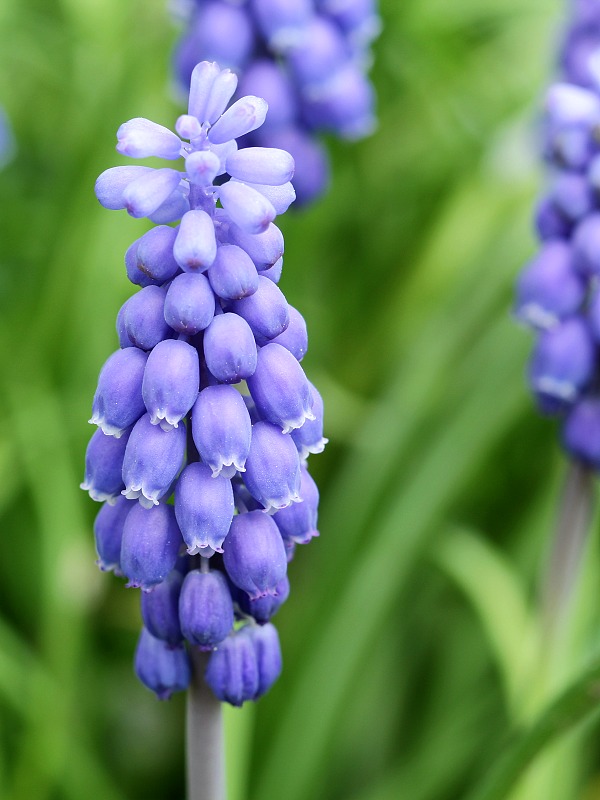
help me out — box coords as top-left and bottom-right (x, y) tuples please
(83, 61), (326, 704)
(514, 0), (600, 467)
(172, 0), (380, 204)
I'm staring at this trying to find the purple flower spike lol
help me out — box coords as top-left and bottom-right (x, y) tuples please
(515, 240), (585, 330)
(291, 382), (328, 459)
(203, 313), (258, 383)
(208, 96), (268, 145)
(122, 413), (186, 507)
(288, 17), (348, 86)
(238, 575), (290, 624)
(173, 209), (218, 272)
(217, 181), (277, 235)
(243, 421), (302, 511)
(226, 147), (295, 186)
(247, 622), (283, 699)
(120, 502), (183, 590)
(90, 348), (148, 437)
(267, 304), (307, 360)
(141, 569), (184, 645)
(117, 118), (183, 160)
(93, 496), (133, 573)
(164, 273), (215, 334)
(142, 340), (200, 430)
(81, 427), (131, 503)
(122, 168), (182, 219)
(230, 276), (290, 341)
(134, 226), (180, 285)
(534, 197), (572, 241)
(123, 285), (172, 351)
(563, 397), (600, 467)
(247, 343), (314, 433)
(223, 510), (287, 599)
(273, 465), (319, 544)
(174, 462), (235, 554)
(95, 165), (154, 210)
(227, 222), (284, 270)
(134, 627), (191, 700)
(204, 627), (259, 706)
(237, 61), (297, 130)
(179, 569), (234, 649)
(529, 318), (595, 412)
(209, 244), (259, 301)
(573, 212), (600, 274)
(550, 171), (594, 222)
(252, 0), (312, 50)
(191, 385), (252, 478)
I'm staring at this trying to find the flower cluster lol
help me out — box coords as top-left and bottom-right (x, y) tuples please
(514, 0), (600, 467)
(82, 61), (326, 704)
(173, 0), (380, 204)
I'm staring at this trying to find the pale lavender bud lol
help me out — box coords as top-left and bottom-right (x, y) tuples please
(247, 343), (314, 433)
(243, 421), (301, 511)
(247, 622), (283, 698)
(226, 147), (295, 186)
(135, 225), (180, 284)
(81, 427), (131, 503)
(223, 510), (288, 599)
(273, 465), (319, 544)
(208, 96), (268, 145)
(227, 222), (284, 270)
(142, 340), (200, 430)
(515, 240), (585, 329)
(291, 382), (327, 458)
(94, 495), (133, 573)
(95, 166), (153, 210)
(208, 244), (259, 300)
(235, 181), (296, 215)
(179, 569), (234, 649)
(185, 149), (221, 187)
(204, 68), (239, 125)
(260, 127), (329, 205)
(268, 304), (308, 359)
(116, 118), (183, 160)
(563, 397), (600, 467)
(120, 502), (183, 590)
(164, 272), (216, 334)
(545, 82), (600, 126)
(230, 276), (289, 341)
(188, 60), (221, 121)
(217, 181), (277, 234)
(174, 462), (235, 554)
(141, 569), (184, 645)
(148, 187), (190, 225)
(122, 413), (186, 507)
(134, 627), (191, 700)
(204, 627), (259, 706)
(122, 168), (183, 219)
(123, 285), (172, 351)
(173, 209), (218, 272)
(203, 312), (258, 383)
(90, 348), (148, 437)
(125, 239), (155, 288)
(191, 385), (252, 478)
(176, 114), (202, 141)
(259, 256), (283, 284)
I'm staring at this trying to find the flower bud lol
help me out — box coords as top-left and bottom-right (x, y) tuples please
(223, 510), (287, 599)
(247, 343), (314, 433)
(238, 575), (290, 624)
(175, 462), (235, 554)
(573, 212), (600, 274)
(288, 17), (348, 86)
(148, 187), (190, 225)
(230, 277), (289, 341)
(227, 222), (284, 270)
(185, 149), (221, 187)
(258, 256), (284, 284)
(81, 427), (131, 503)
(260, 127), (329, 206)
(164, 272), (216, 334)
(218, 181), (276, 234)
(563, 397), (600, 467)
(173, 209), (218, 272)
(204, 68), (239, 125)
(204, 627), (258, 706)
(191, 386), (252, 480)
(226, 147), (295, 186)
(141, 568), (184, 645)
(291, 382), (327, 458)
(550, 171), (594, 222)
(252, 0), (312, 49)
(120, 502), (183, 590)
(188, 61), (221, 121)
(179, 569), (234, 649)
(123, 168), (182, 219)
(142, 339), (200, 430)
(134, 627), (191, 700)
(122, 413), (186, 507)
(135, 225), (180, 284)
(93, 496), (133, 573)
(95, 165), (153, 210)
(203, 313), (258, 383)
(273, 465), (319, 544)
(244, 421), (301, 511)
(117, 118), (183, 160)
(236, 181), (296, 215)
(208, 244), (259, 301)
(247, 622), (283, 698)
(534, 196), (572, 241)
(90, 348), (148, 437)
(123, 285), (172, 351)
(208, 96), (268, 144)
(237, 60), (296, 130)
(267, 304), (307, 359)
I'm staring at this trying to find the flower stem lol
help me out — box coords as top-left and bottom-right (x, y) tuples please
(186, 649), (225, 800)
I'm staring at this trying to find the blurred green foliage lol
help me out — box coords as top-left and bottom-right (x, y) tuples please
(2, 0), (600, 798)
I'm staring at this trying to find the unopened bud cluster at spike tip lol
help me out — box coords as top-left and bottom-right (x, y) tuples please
(82, 62), (326, 705)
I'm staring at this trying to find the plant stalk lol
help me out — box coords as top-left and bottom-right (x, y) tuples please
(186, 649), (225, 800)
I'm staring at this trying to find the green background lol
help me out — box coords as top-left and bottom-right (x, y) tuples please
(2, 0), (599, 798)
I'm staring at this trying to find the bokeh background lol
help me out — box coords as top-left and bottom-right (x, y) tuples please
(2, 0), (600, 798)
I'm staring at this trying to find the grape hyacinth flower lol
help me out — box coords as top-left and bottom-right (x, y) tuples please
(172, 0), (380, 204)
(514, 0), (600, 467)
(83, 61), (326, 705)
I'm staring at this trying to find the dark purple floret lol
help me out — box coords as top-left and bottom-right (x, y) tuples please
(204, 626), (259, 706)
(93, 496), (133, 573)
(563, 397), (600, 467)
(134, 627), (191, 700)
(120, 502), (183, 591)
(223, 510), (288, 599)
(141, 568), (184, 645)
(247, 622), (283, 698)
(81, 427), (131, 503)
(174, 462), (235, 554)
(179, 568), (234, 649)
(90, 347), (148, 437)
